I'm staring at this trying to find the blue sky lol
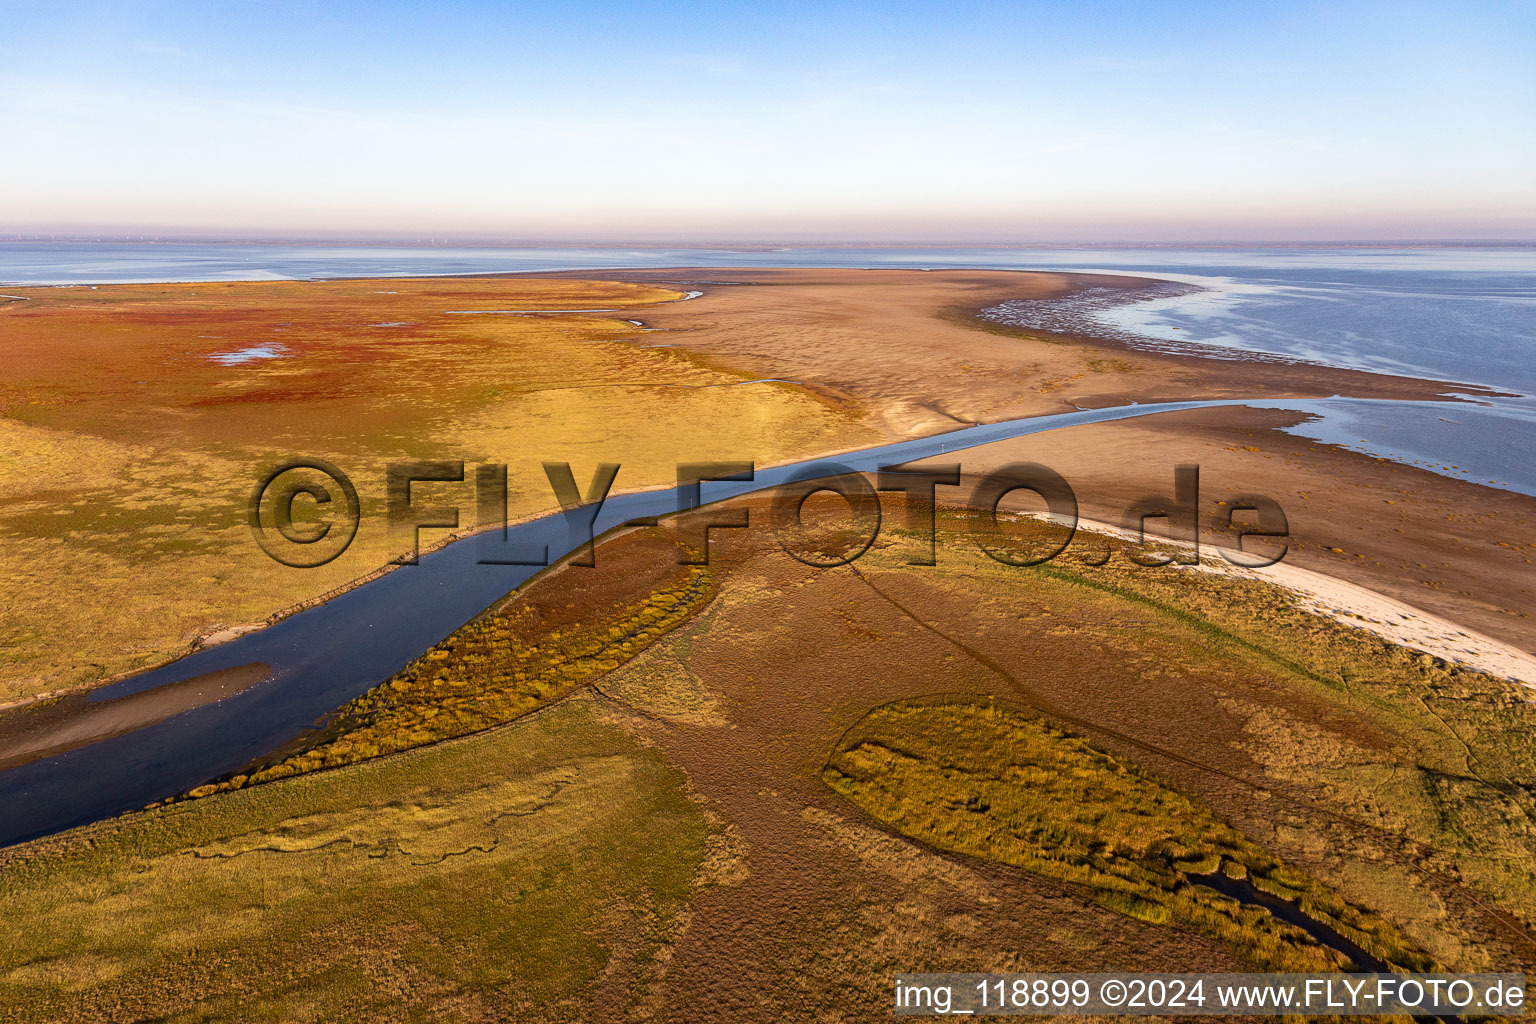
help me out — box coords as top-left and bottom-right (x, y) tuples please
(2, 0), (1532, 240)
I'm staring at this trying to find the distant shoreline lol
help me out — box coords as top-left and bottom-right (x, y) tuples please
(3, 237), (1534, 251)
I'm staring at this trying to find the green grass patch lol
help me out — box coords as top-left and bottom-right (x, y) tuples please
(824, 696), (1434, 973)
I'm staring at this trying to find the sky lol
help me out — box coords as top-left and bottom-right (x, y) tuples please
(1, 0), (1533, 242)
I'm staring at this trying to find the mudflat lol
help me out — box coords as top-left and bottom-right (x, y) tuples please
(0, 662), (272, 770)
(528, 267), (1536, 650)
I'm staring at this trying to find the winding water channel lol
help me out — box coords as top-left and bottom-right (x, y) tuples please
(0, 397), (1386, 847)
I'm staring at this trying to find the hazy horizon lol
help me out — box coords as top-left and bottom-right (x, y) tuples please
(5, 235), (1536, 248)
(4, 0), (1533, 241)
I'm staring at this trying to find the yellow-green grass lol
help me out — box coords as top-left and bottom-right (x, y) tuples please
(185, 532), (717, 798)
(824, 696), (1432, 973)
(0, 278), (873, 701)
(0, 698), (714, 1023)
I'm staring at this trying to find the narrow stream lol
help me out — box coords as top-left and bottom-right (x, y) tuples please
(0, 397), (1374, 847)
(1189, 871), (1459, 1022)
(1189, 870), (1388, 971)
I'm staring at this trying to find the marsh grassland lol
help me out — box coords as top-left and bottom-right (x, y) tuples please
(825, 697), (1428, 972)
(0, 278), (870, 702)
(0, 699), (714, 1022)
(4, 501), (1533, 1020)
